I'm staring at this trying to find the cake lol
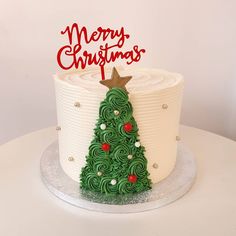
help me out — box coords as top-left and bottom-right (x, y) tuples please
(54, 67), (183, 194)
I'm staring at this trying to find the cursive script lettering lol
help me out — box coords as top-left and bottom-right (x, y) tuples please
(57, 23), (145, 80)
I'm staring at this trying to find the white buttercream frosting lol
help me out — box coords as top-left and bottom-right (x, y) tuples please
(54, 67), (184, 184)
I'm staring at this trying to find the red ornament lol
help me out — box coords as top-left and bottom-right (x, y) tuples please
(101, 143), (110, 152)
(123, 122), (133, 132)
(128, 174), (137, 183)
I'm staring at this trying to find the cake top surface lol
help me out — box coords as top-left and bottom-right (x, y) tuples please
(55, 67), (183, 94)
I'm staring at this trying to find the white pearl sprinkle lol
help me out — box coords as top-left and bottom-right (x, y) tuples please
(162, 104), (168, 109)
(68, 156), (74, 161)
(100, 124), (106, 130)
(128, 154), (133, 160)
(114, 110), (120, 116)
(97, 171), (102, 176)
(74, 102), (80, 107)
(135, 141), (141, 147)
(153, 163), (158, 169)
(110, 179), (117, 185)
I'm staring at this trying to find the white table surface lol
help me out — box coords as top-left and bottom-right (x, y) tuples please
(0, 125), (235, 236)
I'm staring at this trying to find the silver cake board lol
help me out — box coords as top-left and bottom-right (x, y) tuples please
(40, 141), (196, 213)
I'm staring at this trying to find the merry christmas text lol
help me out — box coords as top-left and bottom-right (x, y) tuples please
(57, 23), (146, 80)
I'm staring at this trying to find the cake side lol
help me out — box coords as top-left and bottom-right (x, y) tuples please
(54, 68), (184, 184)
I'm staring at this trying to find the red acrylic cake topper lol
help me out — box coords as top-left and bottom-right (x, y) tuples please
(57, 23), (146, 80)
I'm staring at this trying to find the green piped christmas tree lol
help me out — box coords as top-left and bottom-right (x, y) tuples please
(80, 67), (151, 194)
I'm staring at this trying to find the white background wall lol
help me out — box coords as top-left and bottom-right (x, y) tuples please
(0, 0), (235, 144)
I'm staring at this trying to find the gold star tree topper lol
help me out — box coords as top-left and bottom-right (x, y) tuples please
(100, 67), (132, 92)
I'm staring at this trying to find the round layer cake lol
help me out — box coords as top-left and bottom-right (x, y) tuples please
(54, 67), (184, 184)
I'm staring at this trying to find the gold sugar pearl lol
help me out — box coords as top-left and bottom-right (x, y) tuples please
(176, 136), (181, 141)
(153, 163), (158, 169)
(162, 104), (168, 109)
(68, 156), (75, 161)
(56, 126), (61, 131)
(74, 102), (80, 107)
(114, 110), (120, 116)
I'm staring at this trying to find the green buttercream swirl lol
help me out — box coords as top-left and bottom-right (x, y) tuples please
(89, 142), (106, 158)
(112, 144), (130, 163)
(99, 101), (114, 121)
(92, 158), (111, 173)
(129, 156), (148, 178)
(101, 127), (120, 146)
(106, 87), (128, 108)
(86, 173), (100, 191)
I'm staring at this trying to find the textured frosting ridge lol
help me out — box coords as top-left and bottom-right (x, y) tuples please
(57, 67), (182, 93)
(54, 67), (184, 185)
(80, 88), (151, 194)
